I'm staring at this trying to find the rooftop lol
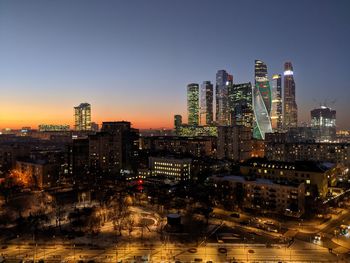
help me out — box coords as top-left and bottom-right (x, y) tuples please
(241, 157), (336, 173)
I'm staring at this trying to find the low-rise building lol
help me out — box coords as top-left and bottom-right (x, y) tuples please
(140, 135), (216, 157)
(265, 135), (350, 168)
(211, 175), (305, 217)
(240, 158), (337, 198)
(149, 156), (192, 182)
(16, 160), (58, 189)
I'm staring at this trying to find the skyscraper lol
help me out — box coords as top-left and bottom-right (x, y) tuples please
(216, 70), (232, 126)
(200, 81), (213, 125)
(228, 82), (253, 128)
(283, 62), (298, 129)
(74, 103), (91, 131)
(174, 114), (182, 133)
(271, 74), (283, 131)
(311, 106), (336, 141)
(253, 60), (273, 139)
(187, 83), (199, 125)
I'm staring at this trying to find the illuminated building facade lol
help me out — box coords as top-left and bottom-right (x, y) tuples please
(211, 175), (305, 217)
(174, 115), (182, 133)
(74, 103), (91, 131)
(216, 70), (233, 126)
(177, 125), (217, 137)
(228, 82), (253, 127)
(217, 125), (253, 161)
(271, 74), (283, 131)
(149, 156), (192, 181)
(283, 62), (298, 129)
(89, 121), (139, 178)
(187, 83), (200, 125)
(140, 136), (216, 157)
(253, 60), (272, 139)
(15, 160), (58, 189)
(240, 158), (337, 198)
(38, 124), (70, 132)
(200, 81), (214, 125)
(311, 106), (336, 141)
(265, 137), (350, 168)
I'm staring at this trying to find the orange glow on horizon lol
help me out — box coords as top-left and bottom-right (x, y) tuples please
(0, 101), (180, 130)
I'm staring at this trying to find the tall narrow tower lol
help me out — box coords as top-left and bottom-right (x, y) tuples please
(283, 62), (298, 129)
(253, 60), (272, 139)
(271, 74), (283, 131)
(187, 83), (199, 125)
(216, 70), (232, 126)
(200, 81), (213, 125)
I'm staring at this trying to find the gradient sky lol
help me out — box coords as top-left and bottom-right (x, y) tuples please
(1, 0), (349, 129)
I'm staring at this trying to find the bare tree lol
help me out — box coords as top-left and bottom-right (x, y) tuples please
(109, 195), (130, 236)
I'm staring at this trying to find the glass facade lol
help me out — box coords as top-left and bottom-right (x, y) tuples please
(187, 83), (199, 125)
(200, 81), (213, 125)
(283, 62), (298, 129)
(74, 103), (91, 131)
(253, 60), (272, 139)
(271, 74), (283, 131)
(215, 70), (232, 126)
(228, 82), (253, 128)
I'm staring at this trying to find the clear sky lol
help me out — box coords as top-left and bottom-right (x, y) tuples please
(1, 0), (349, 129)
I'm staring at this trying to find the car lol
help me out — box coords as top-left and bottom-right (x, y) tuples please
(230, 212), (240, 218)
(218, 248), (227, 254)
(194, 258), (203, 262)
(314, 234), (321, 241)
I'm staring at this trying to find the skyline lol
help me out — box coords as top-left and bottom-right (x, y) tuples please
(1, 0), (350, 129)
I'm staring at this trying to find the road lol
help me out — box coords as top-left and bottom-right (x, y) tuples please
(0, 240), (346, 262)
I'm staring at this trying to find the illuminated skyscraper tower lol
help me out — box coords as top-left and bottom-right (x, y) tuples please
(200, 81), (214, 125)
(216, 70), (233, 126)
(253, 60), (272, 139)
(228, 82), (253, 128)
(271, 74), (283, 131)
(74, 103), (91, 131)
(174, 114), (182, 133)
(187, 83), (199, 125)
(283, 62), (298, 129)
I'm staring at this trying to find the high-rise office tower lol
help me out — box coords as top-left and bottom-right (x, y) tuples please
(271, 74), (283, 131)
(253, 60), (272, 139)
(200, 81), (214, 125)
(187, 83), (200, 125)
(216, 70), (233, 126)
(174, 114), (182, 132)
(228, 82), (253, 128)
(283, 62), (298, 129)
(74, 103), (91, 131)
(311, 106), (336, 141)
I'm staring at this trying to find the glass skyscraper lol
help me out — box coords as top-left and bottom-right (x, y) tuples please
(187, 83), (199, 126)
(283, 62), (298, 129)
(253, 60), (272, 139)
(200, 81), (213, 125)
(74, 102), (91, 131)
(215, 70), (232, 126)
(228, 82), (253, 128)
(271, 74), (283, 131)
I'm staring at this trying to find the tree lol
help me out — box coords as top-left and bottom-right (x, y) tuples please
(109, 194), (130, 236)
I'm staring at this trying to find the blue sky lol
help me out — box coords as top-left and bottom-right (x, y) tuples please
(0, 0), (349, 128)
